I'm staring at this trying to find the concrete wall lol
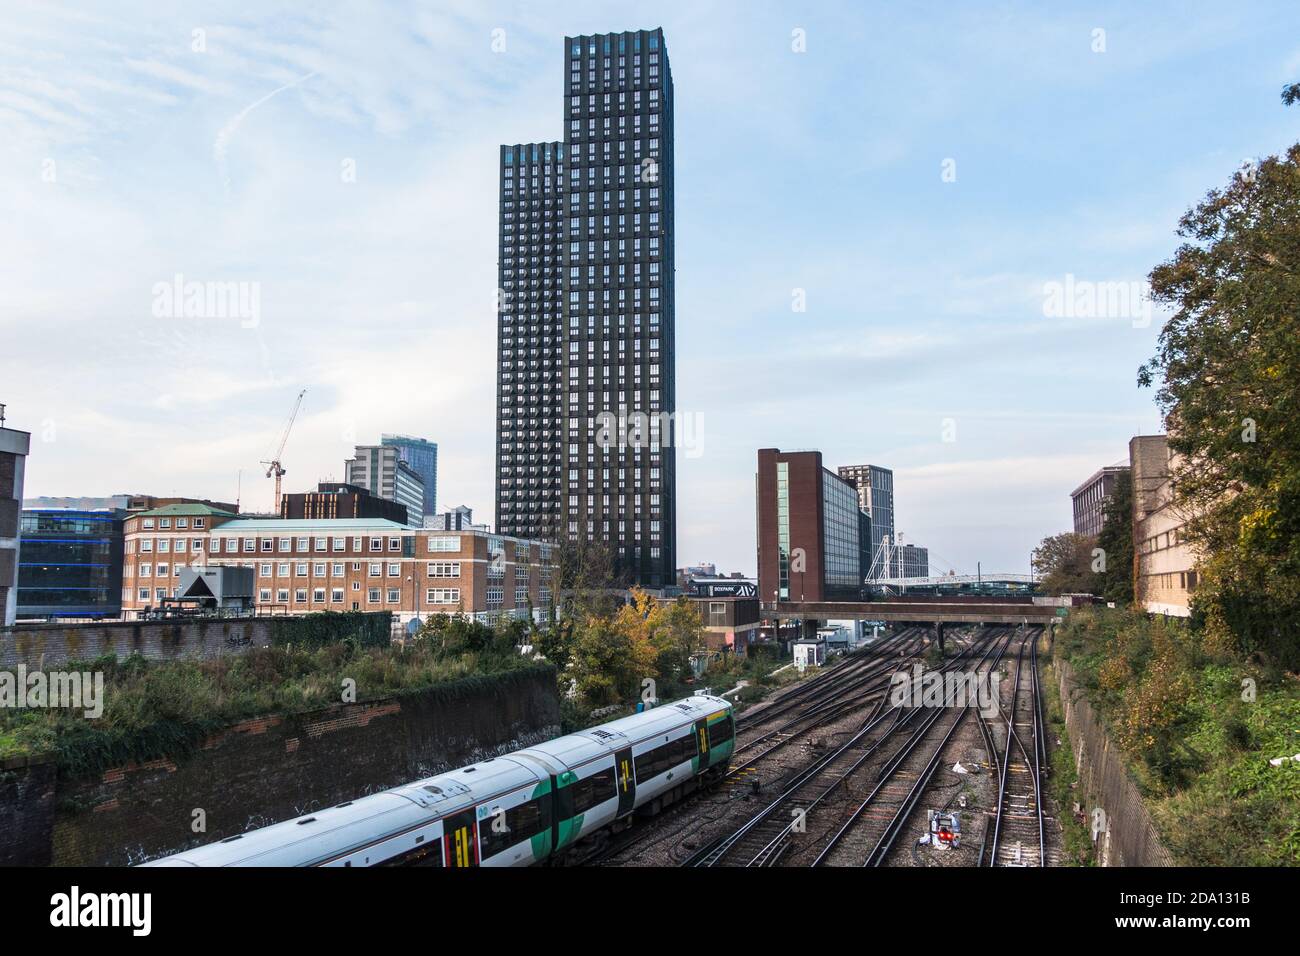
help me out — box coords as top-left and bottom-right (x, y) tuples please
(1056, 658), (1174, 866)
(0, 617), (277, 669)
(0, 666), (560, 866)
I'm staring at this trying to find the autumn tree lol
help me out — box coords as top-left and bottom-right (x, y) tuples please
(1032, 532), (1101, 596)
(1137, 131), (1300, 668)
(1096, 470), (1135, 605)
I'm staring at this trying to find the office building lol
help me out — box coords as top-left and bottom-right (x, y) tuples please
(1071, 463), (1129, 538)
(756, 449), (868, 603)
(424, 506), (487, 532)
(1, 421), (31, 627)
(281, 482), (408, 525)
(119, 511), (553, 626)
(888, 543), (930, 579)
(837, 464), (894, 577)
(346, 444), (426, 528)
(16, 507), (126, 620)
(496, 28), (677, 588)
(382, 434), (438, 519)
(1131, 435), (1198, 617)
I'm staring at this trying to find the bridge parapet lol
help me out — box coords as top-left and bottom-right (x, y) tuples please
(763, 600), (1061, 625)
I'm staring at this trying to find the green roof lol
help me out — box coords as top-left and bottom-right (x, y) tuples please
(213, 518), (406, 533)
(138, 503), (240, 518)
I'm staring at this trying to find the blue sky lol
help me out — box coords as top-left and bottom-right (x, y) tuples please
(1, 1), (1297, 577)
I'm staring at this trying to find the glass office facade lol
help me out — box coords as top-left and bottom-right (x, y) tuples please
(17, 509), (125, 618)
(382, 434), (438, 519)
(821, 470), (862, 596)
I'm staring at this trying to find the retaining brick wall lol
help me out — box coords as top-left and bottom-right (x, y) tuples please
(1, 667), (560, 866)
(1055, 658), (1174, 866)
(0, 618), (276, 669)
(0, 756), (56, 866)
(0, 612), (392, 668)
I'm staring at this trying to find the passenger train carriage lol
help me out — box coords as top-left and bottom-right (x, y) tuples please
(143, 695), (734, 867)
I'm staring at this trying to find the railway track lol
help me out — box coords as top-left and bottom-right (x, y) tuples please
(981, 631), (1052, 867)
(575, 627), (940, 866)
(678, 628), (1009, 868)
(809, 628), (1015, 867)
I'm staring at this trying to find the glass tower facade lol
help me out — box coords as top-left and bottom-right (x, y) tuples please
(496, 28), (676, 588)
(382, 434), (438, 519)
(838, 463), (894, 577)
(17, 509), (125, 618)
(821, 470), (863, 594)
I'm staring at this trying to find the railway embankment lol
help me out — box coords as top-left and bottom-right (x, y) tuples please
(1052, 608), (1300, 866)
(0, 641), (559, 866)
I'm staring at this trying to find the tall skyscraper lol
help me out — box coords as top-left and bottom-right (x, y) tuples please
(346, 444), (425, 528)
(382, 434), (438, 518)
(838, 464), (894, 576)
(496, 28), (676, 588)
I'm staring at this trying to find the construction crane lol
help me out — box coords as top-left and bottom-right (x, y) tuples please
(261, 388), (306, 515)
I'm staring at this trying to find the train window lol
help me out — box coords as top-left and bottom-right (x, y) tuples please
(380, 837), (444, 867)
(478, 793), (553, 860)
(634, 731), (694, 781)
(709, 715), (734, 746)
(569, 766), (616, 814)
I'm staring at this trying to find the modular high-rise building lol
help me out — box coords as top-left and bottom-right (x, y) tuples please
(1070, 463), (1128, 538)
(382, 434), (438, 519)
(838, 464), (894, 577)
(346, 444), (425, 528)
(496, 28), (676, 589)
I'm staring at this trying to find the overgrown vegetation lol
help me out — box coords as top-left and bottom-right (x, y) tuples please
(269, 610), (392, 648)
(1041, 656), (1095, 866)
(0, 624), (550, 776)
(1056, 608), (1300, 865)
(1137, 117), (1300, 670)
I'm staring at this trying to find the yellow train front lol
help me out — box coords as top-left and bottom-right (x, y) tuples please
(143, 695), (735, 867)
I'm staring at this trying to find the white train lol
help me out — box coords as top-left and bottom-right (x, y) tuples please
(144, 695), (735, 867)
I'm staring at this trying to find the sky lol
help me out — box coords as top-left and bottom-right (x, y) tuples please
(1, 1), (1297, 578)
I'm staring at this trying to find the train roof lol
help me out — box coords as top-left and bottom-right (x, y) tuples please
(144, 754), (545, 866)
(143, 792), (433, 867)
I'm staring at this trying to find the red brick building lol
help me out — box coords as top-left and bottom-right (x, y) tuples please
(121, 505), (553, 625)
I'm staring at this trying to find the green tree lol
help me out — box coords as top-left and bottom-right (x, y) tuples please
(568, 612), (655, 708)
(1096, 470), (1135, 605)
(1033, 532), (1101, 596)
(1138, 138), (1300, 669)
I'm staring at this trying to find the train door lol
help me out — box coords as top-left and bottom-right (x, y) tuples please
(614, 747), (636, 817)
(443, 808), (480, 868)
(694, 718), (710, 770)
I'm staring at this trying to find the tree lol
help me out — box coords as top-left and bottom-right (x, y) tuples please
(1096, 470), (1135, 605)
(568, 612), (655, 708)
(1032, 532), (1101, 596)
(1138, 139), (1300, 668)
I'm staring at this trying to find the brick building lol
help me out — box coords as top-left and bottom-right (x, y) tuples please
(1130, 435), (1198, 617)
(280, 482), (408, 524)
(688, 595), (760, 656)
(120, 505), (554, 626)
(756, 448), (868, 604)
